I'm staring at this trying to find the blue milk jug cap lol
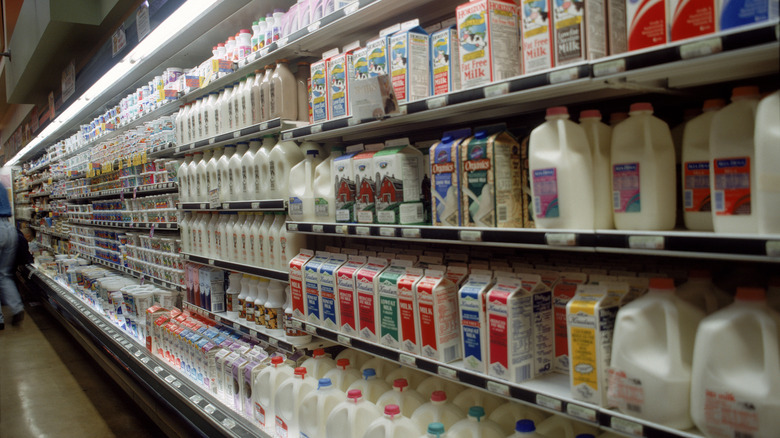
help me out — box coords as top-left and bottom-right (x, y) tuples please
(427, 422), (445, 435)
(363, 368), (376, 378)
(468, 406), (485, 419)
(515, 419), (535, 432)
(318, 378), (332, 389)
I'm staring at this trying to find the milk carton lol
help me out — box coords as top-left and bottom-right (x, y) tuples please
(353, 148), (380, 224)
(337, 256), (367, 335)
(374, 139), (425, 225)
(718, 0), (777, 30)
(311, 58), (330, 122)
(378, 263), (415, 349)
(459, 271), (494, 373)
(607, 0), (628, 55)
(304, 252), (332, 325)
(457, 0), (522, 89)
(328, 45), (358, 119)
(290, 250), (314, 319)
(417, 270), (462, 363)
(628, 0), (668, 50)
(398, 267), (426, 355)
(319, 254), (349, 330)
(566, 284), (619, 406)
(363, 35), (391, 78)
(520, 0), (555, 73)
(552, 272), (588, 373)
(356, 257), (389, 342)
(669, 0), (716, 41)
(552, 0), (608, 64)
(389, 26), (431, 104)
(430, 26), (461, 95)
(460, 125), (523, 228)
(430, 129), (471, 227)
(334, 148), (361, 223)
(199, 267), (225, 313)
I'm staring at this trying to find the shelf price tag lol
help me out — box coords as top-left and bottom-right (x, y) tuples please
(484, 82), (509, 98)
(355, 226), (371, 236)
(536, 394), (562, 411)
(154, 366), (164, 374)
(221, 418), (236, 429)
(337, 334), (351, 345)
(250, 202), (260, 209)
(680, 37), (722, 60)
(189, 394), (203, 404)
(610, 417), (644, 436)
(628, 235), (664, 250)
(287, 223), (299, 231)
(766, 240), (780, 257)
(204, 404), (216, 414)
(427, 96), (447, 110)
(259, 122), (269, 131)
(164, 375), (176, 384)
(437, 366), (458, 381)
(311, 124), (323, 134)
(291, 319), (303, 330)
(282, 131), (293, 141)
(401, 228), (421, 238)
(566, 403), (597, 423)
(312, 224), (324, 233)
(308, 21), (320, 32)
(345, 2), (359, 14)
(269, 337), (279, 347)
(399, 353), (416, 367)
(250, 329), (258, 337)
(545, 233), (576, 246)
(486, 381), (509, 396)
(233, 322), (240, 330)
(549, 66), (579, 84)
(379, 227), (396, 237)
(593, 59), (626, 77)
(459, 230), (482, 242)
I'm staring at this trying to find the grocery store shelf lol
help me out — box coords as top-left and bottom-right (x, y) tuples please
(79, 254), (184, 292)
(179, 199), (286, 211)
(30, 225), (70, 240)
(26, 162), (51, 174)
(30, 191), (52, 198)
(69, 182), (178, 200)
(181, 253), (289, 282)
(287, 222), (780, 263)
(69, 219), (178, 231)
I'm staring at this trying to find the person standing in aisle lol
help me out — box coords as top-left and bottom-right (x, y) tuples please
(0, 182), (24, 329)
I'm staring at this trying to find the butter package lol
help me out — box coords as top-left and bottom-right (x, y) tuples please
(374, 138), (426, 225)
(327, 45), (358, 119)
(389, 25), (431, 103)
(417, 269), (461, 363)
(311, 58), (330, 122)
(353, 148), (380, 224)
(552, 0), (608, 64)
(430, 129), (472, 227)
(521, 0), (555, 73)
(460, 124), (523, 228)
(430, 26), (461, 95)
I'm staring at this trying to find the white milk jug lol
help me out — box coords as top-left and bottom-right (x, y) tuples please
(298, 377), (344, 438)
(253, 356), (293, 430)
(205, 148), (222, 202)
(579, 110), (614, 229)
(416, 375), (463, 401)
(411, 390), (465, 430)
(194, 150), (210, 202)
(681, 99), (725, 231)
(312, 145), (345, 222)
(423, 422), (447, 438)
(691, 287), (780, 438)
(288, 142), (325, 222)
(240, 139), (260, 201)
(301, 348), (336, 379)
(755, 90), (780, 234)
(510, 420), (543, 438)
(446, 406), (504, 438)
(323, 358), (362, 391)
(452, 388), (502, 416)
(268, 138), (304, 200)
(529, 106), (595, 229)
(676, 270), (732, 315)
(326, 389), (382, 438)
(218, 145), (236, 202)
(274, 367), (317, 438)
(710, 86), (761, 234)
(335, 348), (371, 368)
(254, 136), (275, 199)
(489, 402), (547, 435)
(384, 367), (428, 388)
(348, 368), (392, 404)
(178, 154), (193, 202)
(611, 103), (676, 230)
(364, 404), (424, 438)
(608, 278), (705, 429)
(361, 357), (398, 380)
(376, 378), (426, 417)
(229, 142), (249, 201)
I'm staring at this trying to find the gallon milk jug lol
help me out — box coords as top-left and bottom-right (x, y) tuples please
(179, 154), (193, 202)
(206, 148), (222, 203)
(676, 270), (732, 314)
(416, 375), (463, 401)
(511, 420), (542, 438)
(323, 358), (362, 391)
(364, 404), (424, 438)
(385, 367), (428, 388)
(298, 378), (344, 438)
(710, 86), (761, 234)
(301, 348), (336, 379)
(376, 378), (426, 417)
(274, 367), (317, 438)
(268, 138), (304, 200)
(288, 143), (325, 222)
(690, 287), (780, 438)
(253, 356), (292, 429)
(195, 151), (210, 202)
(611, 103), (676, 230)
(336, 348), (371, 368)
(681, 99), (725, 231)
(446, 406), (504, 438)
(489, 402), (547, 435)
(755, 90), (780, 234)
(312, 145), (345, 222)
(361, 357), (398, 380)
(608, 278), (705, 429)
(348, 368), (392, 404)
(452, 388), (502, 416)
(326, 389), (382, 438)
(579, 110), (613, 229)
(411, 390), (465, 430)
(529, 106), (595, 229)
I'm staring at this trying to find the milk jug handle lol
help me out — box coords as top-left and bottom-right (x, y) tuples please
(762, 319), (780, 373)
(667, 305), (684, 364)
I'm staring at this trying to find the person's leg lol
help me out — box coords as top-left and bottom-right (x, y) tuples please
(0, 220), (23, 325)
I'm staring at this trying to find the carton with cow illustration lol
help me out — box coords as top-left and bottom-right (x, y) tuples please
(430, 25), (461, 95)
(456, 0), (521, 89)
(353, 145), (383, 224)
(389, 25), (431, 104)
(552, 0), (607, 65)
(374, 138), (426, 225)
(311, 57), (330, 122)
(327, 45), (358, 119)
(520, 0), (555, 73)
(333, 146), (363, 223)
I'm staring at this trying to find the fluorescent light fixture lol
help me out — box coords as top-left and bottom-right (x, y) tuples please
(5, 0), (220, 167)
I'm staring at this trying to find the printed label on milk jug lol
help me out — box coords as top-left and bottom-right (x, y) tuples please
(701, 388), (761, 437)
(607, 368), (646, 413)
(533, 168), (560, 218)
(684, 161), (711, 212)
(714, 157), (751, 215)
(613, 163), (641, 213)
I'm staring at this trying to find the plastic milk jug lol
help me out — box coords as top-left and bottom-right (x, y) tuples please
(411, 390), (466, 430)
(335, 349), (371, 369)
(676, 270), (732, 314)
(681, 99), (725, 231)
(530, 106), (595, 229)
(447, 406), (504, 438)
(710, 86), (761, 233)
(348, 368), (392, 404)
(423, 422), (447, 438)
(611, 103), (676, 230)
(253, 356), (292, 429)
(416, 375), (463, 401)
(489, 402), (547, 435)
(241, 139), (261, 201)
(608, 278), (705, 428)
(301, 348), (337, 379)
(754, 90), (780, 234)
(326, 389), (382, 438)
(364, 404), (424, 438)
(313, 145), (345, 222)
(268, 138), (304, 200)
(195, 150), (211, 202)
(274, 367), (317, 438)
(254, 136), (275, 199)
(579, 110), (614, 229)
(376, 378), (426, 417)
(298, 378), (344, 438)
(360, 357), (398, 380)
(323, 358), (362, 391)
(289, 144), (325, 221)
(510, 419), (542, 437)
(229, 142), (248, 201)
(452, 388), (502, 415)
(218, 145), (236, 202)
(384, 367), (428, 388)
(179, 155), (192, 202)
(691, 287), (780, 438)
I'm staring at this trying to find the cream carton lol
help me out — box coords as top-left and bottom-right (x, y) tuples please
(430, 129), (472, 227)
(289, 249), (314, 319)
(378, 262), (415, 349)
(398, 267), (427, 355)
(459, 270), (494, 373)
(311, 57), (330, 122)
(552, 0), (608, 64)
(628, 0), (668, 51)
(430, 25), (461, 95)
(520, 0), (555, 73)
(553, 272), (588, 373)
(333, 147), (362, 223)
(374, 138), (426, 225)
(460, 124), (523, 228)
(231, 356), (250, 411)
(389, 25), (431, 103)
(669, 0), (716, 41)
(566, 284), (619, 406)
(457, 0), (521, 89)
(356, 257), (389, 342)
(353, 148), (380, 224)
(328, 44), (359, 119)
(607, 0), (628, 54)
(319, 253), (349, 330)
(304, 251), (332, 324)
(417, 269), (462, 362)
(337, 256), (367, 335)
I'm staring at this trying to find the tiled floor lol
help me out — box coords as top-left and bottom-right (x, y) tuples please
(0, 302), (165, 438)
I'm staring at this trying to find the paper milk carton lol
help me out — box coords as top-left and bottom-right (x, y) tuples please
(669, 0), (716, 40)
(628, 0), (668, 51)
(319, 253), (349, 330)
(430, 129), (472, 227)
(430, 26), (462, 95)
(304, 251), (332, 324)
(398, 267), (426, 355)
(566, 284), (620, 406)
(311, 57), (330, 122)
(607, 0), (628, 55)
(328, 44), (359, 119)
(353, 147), (381, 224)
(460, 124), (523, 228)
(553, 272), (588, 373)
(377, 262), (415, 349)
(333, 147), (362, 223)
(389, 25), (431, 103)
(289, 250), (314, 319)
(374, 138), (426, 225)
(459, 270), (495, 373)
(723, 0), (777, 30)
(417, 269), (462, 363)
(520, 0), (555, 73)
(457, 0), (522, 89)
(337, 256), (367, 335)
(356, 257), (389, 342)
(552, 0), (608, 64)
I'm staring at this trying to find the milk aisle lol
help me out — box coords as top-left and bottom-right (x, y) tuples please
(325, 389), (381, 438)
(755, 90), (780, 234)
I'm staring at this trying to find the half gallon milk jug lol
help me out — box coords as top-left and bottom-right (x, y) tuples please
(218, 145), (236, 202)
(301, 348), (336, 379)
(376, 379), (426, 417)
(579, 110), (613, 229)
(323, 358), (362, 391)
(411, 390), (465, 430)
(364, 404), (423, 438)
(511, 420), (542, 438)
(611, 103), (676, 230)
(326, 389), (382, 438)
(676, 270), (732, 314)
(608, 278), (705, 429)
(229, 142), (249, 202)
(240, 139), (260, 201)
(710, 86), (761, 233)
(755, 90), (780, 234)
(254, 136), (275, 199)
(691, 287), (780, 438)
(681, 99), (725, 231)
(268, 138), (304, 200)
(446, 406), (504, 438)
(312, 145), (345, 222)
(384, 367), (428, 388)
(489, 402), (547, 435)
(348, 368), (392, 404)
(274, 367), (317, 438)
(253, 356), (292, 429)
(298, 377), (344, 438)
(529, 106), (595, 229)
(288, 142), (325, 221)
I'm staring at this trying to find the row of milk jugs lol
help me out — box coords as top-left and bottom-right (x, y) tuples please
(529, 88), (779, 234)
(174, 59), (309, 145)
(246, 348), (612, 438)
(179, 211), (306, 271)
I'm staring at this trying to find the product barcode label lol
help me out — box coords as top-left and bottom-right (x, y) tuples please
(337, 334), (351, 345)
(714, 190), (725, 212)
(438, 366), (458, 381)
(497, 205), (508, 223)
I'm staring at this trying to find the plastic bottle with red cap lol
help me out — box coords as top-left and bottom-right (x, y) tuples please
(301, 347), (337, 379)
(411, 389), (465, 430)
(326, 388), (382, 438)
(376, 378), (426, 417)
(252, 355), (293, 429)
(323, 357), (362, 391)
(579, 109), (614, 229)
(676, 269), (732, 314)
(275, 366), (317, 438)
(608, 277), (705, 428)
(347, 368), (392, 404)
(299, 377), (344, 438)
(363, 404), (423, 438)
